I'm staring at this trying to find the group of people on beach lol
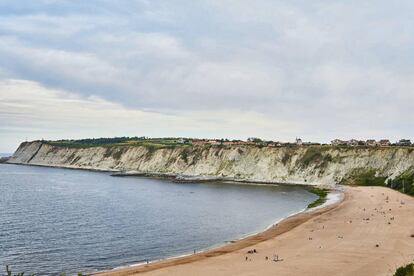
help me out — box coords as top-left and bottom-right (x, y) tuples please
(245, 248), (282, 262)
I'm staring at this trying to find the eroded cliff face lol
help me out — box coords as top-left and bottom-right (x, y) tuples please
(7, 141), (414, 186)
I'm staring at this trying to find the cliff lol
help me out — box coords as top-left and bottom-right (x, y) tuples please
(7, 141), (414, 186)
(0, 156), (9, 163)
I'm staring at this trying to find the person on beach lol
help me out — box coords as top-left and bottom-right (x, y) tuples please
(273, 254), (283, 262)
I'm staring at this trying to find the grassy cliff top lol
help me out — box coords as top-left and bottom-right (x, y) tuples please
(43, 137), (191, 149)
(33, 137), (414, 152)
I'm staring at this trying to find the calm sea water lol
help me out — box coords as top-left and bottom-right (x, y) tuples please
(0, 164), (316, 275)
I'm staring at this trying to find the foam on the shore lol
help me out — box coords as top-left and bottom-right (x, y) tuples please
(306, 189), (344, 212)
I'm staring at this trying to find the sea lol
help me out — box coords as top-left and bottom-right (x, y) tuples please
(0, 164), (317, 275)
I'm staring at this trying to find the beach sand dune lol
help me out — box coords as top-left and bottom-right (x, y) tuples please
(96, 186), (414, 276)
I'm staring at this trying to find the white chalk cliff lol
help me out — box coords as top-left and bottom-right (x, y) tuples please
(8, 141), (414, 186)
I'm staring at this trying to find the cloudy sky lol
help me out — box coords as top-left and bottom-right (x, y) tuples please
(1, 0), (413, 152)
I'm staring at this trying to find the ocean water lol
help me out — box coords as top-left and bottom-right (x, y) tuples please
(0, 164), (317, 275)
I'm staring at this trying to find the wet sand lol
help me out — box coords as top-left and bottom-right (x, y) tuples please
(95, 186), (414, 276)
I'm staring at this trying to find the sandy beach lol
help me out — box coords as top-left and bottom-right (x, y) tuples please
(95, 186), (414, 276)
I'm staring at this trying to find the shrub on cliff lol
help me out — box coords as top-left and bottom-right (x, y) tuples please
(180, 149), (189, 163)
(394, 263), (414, 276)
(298, 146), (332, 169)
(387, 169), (414, 196)
(341, 168), (386, 186)
(341, 167), (414, 197)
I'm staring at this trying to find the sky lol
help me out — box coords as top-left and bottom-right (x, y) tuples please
(1, 0), (414, 152)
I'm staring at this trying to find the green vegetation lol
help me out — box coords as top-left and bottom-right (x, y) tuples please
(188, 147), (205, 166)
(47, 137), (140, 147)
(298, 146), (333, 169)
(387, 168), (414, 196)
(247, 137), (263, 143)
(143, 143), (163, 159)
(301, 147), (323, 167)
(45, 137), (191, 150)
(103, 147), (125, 160)
(112, 149), (124, 160)
(394, 263), (414, 276)
(281, 152), (291, 165)
(307, 187), (328, 208)
(341, 167), (414, 196)
(281, 148), (296, 165)
(180, 148), (189, 163)
(341, 168), (387, 186)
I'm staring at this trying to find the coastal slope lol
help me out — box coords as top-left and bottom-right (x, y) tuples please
(8, 141), (414, 185)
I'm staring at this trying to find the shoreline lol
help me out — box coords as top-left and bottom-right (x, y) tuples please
(5, 163), (413, 275)
(4, 162), (345, 275)
(4, 162), (334, 188)
(93, 188), (345, 276)
(95, 186), (414, 276)
(3, 162), (340, 275)
(96, 209), (310, 274)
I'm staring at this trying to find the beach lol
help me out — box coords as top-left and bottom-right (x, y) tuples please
(95, 186), (414, 276)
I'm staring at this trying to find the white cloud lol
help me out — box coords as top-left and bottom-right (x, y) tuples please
(0, 0), (414, 151)
(0, 80), (298, 152)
